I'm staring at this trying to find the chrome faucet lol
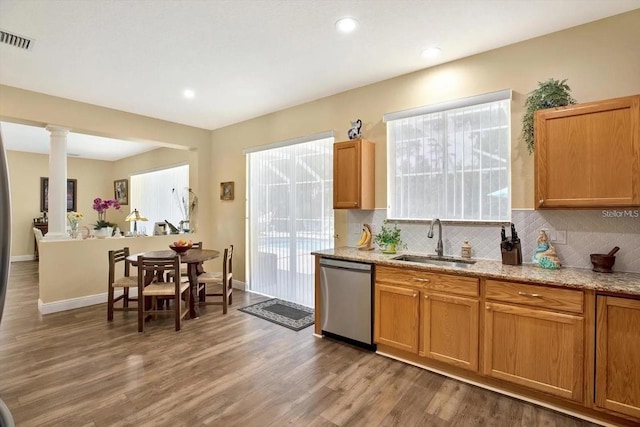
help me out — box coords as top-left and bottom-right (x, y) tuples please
(427, 218), (443, 257)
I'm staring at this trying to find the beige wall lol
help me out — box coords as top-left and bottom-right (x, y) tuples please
(6, 150), (113, 256)
(110, 146), (195, 228)
(2, 11), (639, 286)
(6, 145), (196, 257)
(1, 87), (213, 261)
(209, 11), (640, 280)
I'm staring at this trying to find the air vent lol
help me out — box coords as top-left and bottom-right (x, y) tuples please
(0, 29), (34, 50)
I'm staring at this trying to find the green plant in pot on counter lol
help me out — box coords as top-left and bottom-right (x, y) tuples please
(373, 220), (407, 254)
(521, 78), (576, 154)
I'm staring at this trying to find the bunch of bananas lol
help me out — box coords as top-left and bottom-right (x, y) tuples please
(356, 223), (373, 250)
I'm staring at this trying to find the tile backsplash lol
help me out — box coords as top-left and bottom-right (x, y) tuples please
(347, 208), (640, 273)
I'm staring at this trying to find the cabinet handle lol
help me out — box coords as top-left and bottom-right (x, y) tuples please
(353, 202), (357, 206)
(539, 199), (544, 205)
(412, 293), (417, 298)
(413, 278), (431, 283)
(424, 295), (429, 300)
(486, 305), (491, 311)
(518, 291), (542, 298)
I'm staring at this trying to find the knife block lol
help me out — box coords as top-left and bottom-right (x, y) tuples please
(501, 242), (522, 265)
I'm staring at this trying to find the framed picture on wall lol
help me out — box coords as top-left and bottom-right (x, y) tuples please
(220, 181), (234, 200)
(40, 177), (77, 212)
(114, 179), (128, 205)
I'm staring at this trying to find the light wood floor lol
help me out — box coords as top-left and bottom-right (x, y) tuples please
(0, 261), (600, 427)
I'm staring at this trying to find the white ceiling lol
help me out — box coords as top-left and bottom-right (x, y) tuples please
(1, 0), (639, 134)
(0, 121), (160, 161)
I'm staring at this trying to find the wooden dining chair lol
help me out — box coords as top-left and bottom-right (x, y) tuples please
(32, 227), (44, 260)
(107, 247), (138, 321)
(137, 254), (190, 332)
(165, 241), (203, 281)
(197, 245), (233, 314)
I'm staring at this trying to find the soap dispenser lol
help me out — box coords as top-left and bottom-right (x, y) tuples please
(461, 240), (472, 259)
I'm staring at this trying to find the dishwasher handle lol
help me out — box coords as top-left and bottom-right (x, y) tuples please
(319, 258), (372, 273)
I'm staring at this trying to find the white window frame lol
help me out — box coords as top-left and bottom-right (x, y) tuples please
(384, 90), (511, 222)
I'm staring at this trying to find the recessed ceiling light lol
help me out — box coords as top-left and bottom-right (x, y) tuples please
(421, 47), (442, 59)
(335, 17), (358, 33)
(183, 89), (195, 99)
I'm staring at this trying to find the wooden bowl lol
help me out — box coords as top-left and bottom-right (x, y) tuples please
(169, 244), (192, 254)
(590, 254), (615, 273)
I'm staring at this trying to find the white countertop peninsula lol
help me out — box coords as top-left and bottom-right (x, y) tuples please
(38, 233), (207, 314)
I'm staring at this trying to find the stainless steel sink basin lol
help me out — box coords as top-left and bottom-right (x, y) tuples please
(392, 254), (476, 268)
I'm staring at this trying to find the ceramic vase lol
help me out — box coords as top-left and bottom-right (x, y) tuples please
(94, 226), (113, 239)
(381, 243), (397, 254)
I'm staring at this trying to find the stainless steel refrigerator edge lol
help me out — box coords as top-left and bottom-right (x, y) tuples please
(0, 127), (16, 426)
(319, 258), (375, 349)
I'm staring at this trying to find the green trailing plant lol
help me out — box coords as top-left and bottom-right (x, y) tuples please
(522, 78), (576, 154)
(373, 220), (407, 251)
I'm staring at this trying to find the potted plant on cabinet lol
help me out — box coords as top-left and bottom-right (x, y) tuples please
(521, 78), (576, 154)
(373, 220), (407, 254)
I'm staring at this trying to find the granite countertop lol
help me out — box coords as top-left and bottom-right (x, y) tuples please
(312, 247), (640, 296)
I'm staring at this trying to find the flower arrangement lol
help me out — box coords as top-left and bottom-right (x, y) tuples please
(66, 211), (84, 228)
(172, 187), (198, 231)
(92, 197), (121, 229)
(373, 220), (407, 254)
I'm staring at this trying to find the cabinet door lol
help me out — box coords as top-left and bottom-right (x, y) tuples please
(595, 296), (640, 418)
(484, 302), (584, 402)
(333, 139), (374, 209)
(374, 283), (419, 353)
(420, 293), (479, 371)
(535, 95), (640, 208)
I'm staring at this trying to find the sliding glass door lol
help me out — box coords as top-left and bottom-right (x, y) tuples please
(247, 136), (334, 307)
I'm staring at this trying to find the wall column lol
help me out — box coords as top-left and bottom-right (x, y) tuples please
(43, 125), (70, 240)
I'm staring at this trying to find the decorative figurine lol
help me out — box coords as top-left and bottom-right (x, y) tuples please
(348, 119), (362, 140)
(532, 230), (561, 269)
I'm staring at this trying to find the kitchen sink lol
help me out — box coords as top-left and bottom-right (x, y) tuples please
(392, 254), (476, 269)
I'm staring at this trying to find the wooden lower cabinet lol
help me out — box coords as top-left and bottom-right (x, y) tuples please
(420, 293), (479, 371)
(374, 283), (419, 353)
(595, 296), (640, 418)
(483, 302), (584, 402)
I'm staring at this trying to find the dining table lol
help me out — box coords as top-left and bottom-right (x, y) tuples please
(127, 248), (220, 319)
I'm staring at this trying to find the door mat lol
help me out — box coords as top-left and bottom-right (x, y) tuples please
(238, 298), (314, 331)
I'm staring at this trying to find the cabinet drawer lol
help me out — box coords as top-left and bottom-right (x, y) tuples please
(485, 280), (583, 314)
(377, 266), (478, 297)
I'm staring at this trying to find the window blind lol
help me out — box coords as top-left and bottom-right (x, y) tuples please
(130, 164), (189, 234)
(386, 91), (511, 221)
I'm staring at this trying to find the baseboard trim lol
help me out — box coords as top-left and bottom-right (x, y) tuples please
(376, 350), (617, 427)
(38, 290), (123, 315)
(11, 255), (35, 262)
(232, 279), (246, 291)
(38, 281), (247, 315)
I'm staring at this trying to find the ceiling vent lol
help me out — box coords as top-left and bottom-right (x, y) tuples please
(0, 29), (34, 50)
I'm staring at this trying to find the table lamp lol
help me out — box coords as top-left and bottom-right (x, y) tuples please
(124, 209), (148, 234)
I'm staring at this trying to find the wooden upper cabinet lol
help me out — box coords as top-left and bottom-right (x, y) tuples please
(534, 94), (640, 208)
(595, 296), (640, 419)
(333, 138), (375, 209)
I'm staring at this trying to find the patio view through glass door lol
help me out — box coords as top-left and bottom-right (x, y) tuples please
(247, 135), (334, 307)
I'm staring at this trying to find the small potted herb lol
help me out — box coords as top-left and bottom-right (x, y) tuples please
(373, 220), (407, 254)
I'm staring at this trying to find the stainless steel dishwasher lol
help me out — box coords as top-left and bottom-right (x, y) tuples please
(319, 258), (375, 350)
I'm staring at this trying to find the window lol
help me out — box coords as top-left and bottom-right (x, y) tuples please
(130, 164), (189, 234)
(385, 90), (511, 221)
